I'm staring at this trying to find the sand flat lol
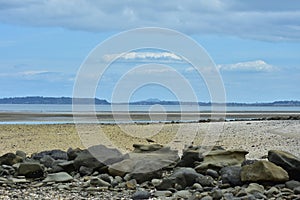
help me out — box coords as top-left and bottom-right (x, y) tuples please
(0, 120), (299, 159)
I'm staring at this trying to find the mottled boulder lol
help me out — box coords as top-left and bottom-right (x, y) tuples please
(32, 149), (68, 160)
(73, 145), (124, 172)
(0, 153), (23, 166)
(220, 166), (242, 186)
(109, 147), (179, 183)
(268, 150), (300, 181)
(17, 163), (44, 178)
(195, 149), (248, 173)
(177, 149), (204, 167)
(241, 160), (289, 182)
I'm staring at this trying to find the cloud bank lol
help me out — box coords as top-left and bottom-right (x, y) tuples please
(218, 60), (277, 72)
(0, 0), (299, 41)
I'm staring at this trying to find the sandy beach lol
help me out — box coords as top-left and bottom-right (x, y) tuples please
(0, 119), (299, 159)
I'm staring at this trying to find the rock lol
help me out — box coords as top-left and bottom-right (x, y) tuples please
(40, 155), (55, 168)
(74, 145), (124, 172)
(43, 172), (73, 183)
(211, 189), (223, 200)
(126, 179), (137, 190)
(131, 190), (151, 200)
(9, 177), (29, 184)
(0, 153), (23, 166)
(156, 168), (200, 190)
(153, 190), (172, 197)
(89, 177), (110, 187)
(17, 163), (44, 178)
(174, 190), (192, 199)
(265, 186), (279, 197)
(241, 160), (289, 182)
(79, 166), (93, 176)
(177, 148), (204, 167)
(109, 147), (179, 183)
(294, 186), (300, 194)
(245, 183), (264, 194)
(220, 166), (242, 186)
(197, 174), (215, 187)
(195, 149), (248, 172)
(206, 169), (219, 179)
(285, 180), (300, 190)
(32, 149), (68, 160)
(268, 150), (300, 181)
(132, 143), (164, 153)
(201, 196), (213, 200)
(16, 150), (26, 159)
(98, 174), (113, 184)
(57, 160), (75, 173)
(192, 183), (203, 191)
(67, 147), (82, 160)
(151, 179), (162, 187)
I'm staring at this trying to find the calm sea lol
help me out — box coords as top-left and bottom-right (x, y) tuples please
(0, 104), (300, 113)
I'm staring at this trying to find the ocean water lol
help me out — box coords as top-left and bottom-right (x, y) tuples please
(0, 104), (300, 113)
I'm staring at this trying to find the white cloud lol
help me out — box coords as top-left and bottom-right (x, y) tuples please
(218, 60), (277, 72)
(103, 52), (183, 63)
(0, 0), (299, 41)
(20, 70), (49, 76)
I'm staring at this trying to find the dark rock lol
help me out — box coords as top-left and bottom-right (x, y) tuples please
(0, 153), (23, 166)
(17, 163), (44, 178)
(73, 145), (124, 173)
(177, 148), (204, 167)
(156, 167), (201, 190)
(131, 190), (151, 200)
(195, 149), (248, 172)
(132, 143), (163, 153)
(57, 160), (75, 173)
(32, 149), (68, 160)
(220, 166), (242, 186)
(79, 166), (93, 176)
(241, 160), (258, 166)
(206, 169), (219, 179)
(40, 155), (55, 168)
(197, 175), (215, 187)
(67, 147), (82, 160)
(241, 160), (289, 182)
(285, 180), (300, 190)
(268, 150), (300, 181)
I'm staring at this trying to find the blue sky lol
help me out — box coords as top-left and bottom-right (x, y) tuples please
(0, 0), (299, 102)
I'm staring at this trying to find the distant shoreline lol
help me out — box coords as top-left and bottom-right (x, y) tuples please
(0, 96), (299, 106)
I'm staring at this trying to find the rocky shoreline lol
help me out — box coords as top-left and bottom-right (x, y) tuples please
(0, 143), (300, 199)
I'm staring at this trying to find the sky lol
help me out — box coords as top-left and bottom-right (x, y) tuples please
(0, 0), (299, 103)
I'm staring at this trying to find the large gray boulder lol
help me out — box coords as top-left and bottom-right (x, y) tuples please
(268, 150), (300, 181)
(241, 160), (289, 182)
(73, 145), (124, 173)
(108, 146), (179, 183)
(220, 166), (242, 186)
(43, 172), (73, 182)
